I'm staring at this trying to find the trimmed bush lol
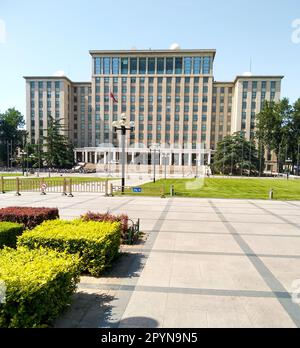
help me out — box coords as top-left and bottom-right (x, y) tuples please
(81, 212), (129, 243)
(0, 222), (24, 249)
(18, 220), (121, 277)
(0, 207), (59, 229)
(0, 247), (81, 328)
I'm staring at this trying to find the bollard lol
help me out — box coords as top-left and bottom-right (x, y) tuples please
(269, 189), (274, 200)
(161, 185), (166, 199)
(68, 179), (74, 197)
(1, 176), (4, 194)
(15, 177), (21, 196)
(62, 179), (67, 196)
(170, 185), (175, 197)
(110, 183), (114, 197)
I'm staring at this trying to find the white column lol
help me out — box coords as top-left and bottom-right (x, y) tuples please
(188, 153), (192, 167)
(85, 151), (88, 163)
(104, 152), (107, 165)
(178, 153), (182, 166)
(95, 152), (98, 164)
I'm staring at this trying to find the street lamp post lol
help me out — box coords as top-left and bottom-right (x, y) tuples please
(150, 144), (160, 183)
(19, 150), (27, 176)
(162, 153), (169, 181)
(112, 114), (135, 194)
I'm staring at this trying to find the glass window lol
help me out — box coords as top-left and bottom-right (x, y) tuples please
(261, 81), (267, 89)
(184, 57), (192, 74)
(271, 81), (276, 89)
(130, 58), (137, 74)
(252, 81), (258, 89)
(121, 58), (129, 74)
(175, 57), (182, 73)
(243, 81), (248, 89)
(202, 57), (211, 74)
(112, 58), (120, 75)
(94, 58), (101, 74)
(38, 81), (43, 89)
(148, 58), (155, 74)
(193, 57), (201, 74)
(157, 58), (165, 74)
(166, 58), (174, 74)
(139, 58), (146, 74)
(30, 81), (35, 89)
(103, 57), (111, 74)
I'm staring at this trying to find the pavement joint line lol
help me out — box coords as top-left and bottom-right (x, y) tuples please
(121, 247), (300, 260)
(79, 283), (292, 300)
(209, 200), (300, 328)
(107, 198), (136, 213)
(285, 202), (300, 208)
(249, 201), (300, 230)
(98, 198), (174, 329)
(142, 230), (300, 238)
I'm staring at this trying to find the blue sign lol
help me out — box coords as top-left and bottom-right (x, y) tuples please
(133, 187), (142, 193)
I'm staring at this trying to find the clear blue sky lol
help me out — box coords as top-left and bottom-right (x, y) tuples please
(0, 0), (299, 116)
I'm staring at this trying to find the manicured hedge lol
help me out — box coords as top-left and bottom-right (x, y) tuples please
(0, 207), (59, 229)
(0, 222), (24, 249)
(0, 247), (81, 328)
(18, 220), (121, 277)
(81, 212), (129, 243)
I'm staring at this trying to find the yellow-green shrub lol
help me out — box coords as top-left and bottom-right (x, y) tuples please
(18, 220), (121, 277)
(0, 247), (81, 328)
(0, 222), (24, 249)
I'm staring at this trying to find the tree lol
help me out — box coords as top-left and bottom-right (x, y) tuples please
(0, 108), (25, 166)
(212, 133), (260, 176)
(256, 98), (300, 173)
(42, 116), (74, 169)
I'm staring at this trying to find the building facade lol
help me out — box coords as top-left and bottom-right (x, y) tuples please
(24, 49), (283, 171)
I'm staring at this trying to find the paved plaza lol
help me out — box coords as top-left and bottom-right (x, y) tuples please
(1, 192), (300, 328)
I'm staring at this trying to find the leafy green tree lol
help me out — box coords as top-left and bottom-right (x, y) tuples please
(42, 116), (74, 169)
(0, 108), (25, 166)
(212, 133), (260, 176)
(256, 98), (300, 172)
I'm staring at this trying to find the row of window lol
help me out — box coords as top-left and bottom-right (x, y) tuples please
(30, 81), (61, 90)
(243, 81), (277, 90)
(95, 76), (210, 84)
(94, 56), (213, 75)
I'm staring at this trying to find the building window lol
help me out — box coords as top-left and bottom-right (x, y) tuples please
(94, 58), (101, 74)
(130, 58), (137, 74)
(148, 58), (155, 74)
(193, 57), (201, 74)
(103, 57), (111, 74)
(243, 81), (248, 89)
(271, 81), (276, 90)
(166, 58), (174, 74)
(184, 57), (192, 74)
(38, 81), (43, 89)
(203, 57), (211, 74)
(139, 58), (146, 74)
(112, 57), (120, 75)
(157, 58), (165, 74)
(121, 58), (129, 74)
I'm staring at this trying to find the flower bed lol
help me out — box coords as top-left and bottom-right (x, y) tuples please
(81, 212), (131, 244)
(0, 207), (59, 229)
(18, 220), (121, 277)
(0, 247), (80, 328)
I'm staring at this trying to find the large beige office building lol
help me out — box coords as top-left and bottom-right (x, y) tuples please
(24, 49), (283, 172)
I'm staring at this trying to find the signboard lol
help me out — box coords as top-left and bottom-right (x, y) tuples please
(133, 187), (142, 193)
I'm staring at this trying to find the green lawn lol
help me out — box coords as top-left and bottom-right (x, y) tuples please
(0, 173), (23, 177)
(127, 178), (300, 200)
